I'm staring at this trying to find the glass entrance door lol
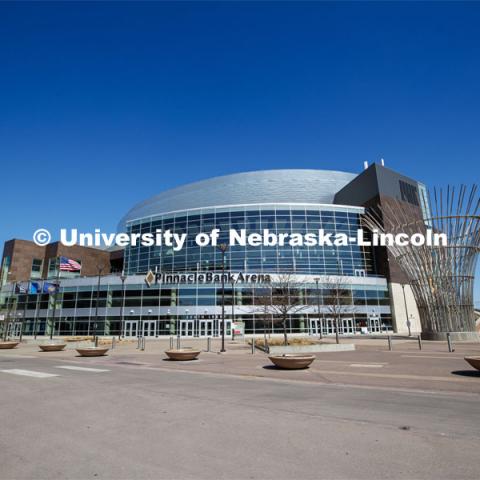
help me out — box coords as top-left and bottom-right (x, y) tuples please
(180, 320), (194, 337)
(143, 320), (156, 337)
(124, 320), (138, 337)
(309, 318), (323, 336)
(199, 319), (213, 337)
(324, 318), (336, 335)
(368, 317), (381, 333)
(341, 318), (355, 334)
(215, 319), (231, 337)
(7, 321), (22, 338)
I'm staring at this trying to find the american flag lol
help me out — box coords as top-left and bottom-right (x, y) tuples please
(59, 256), (82, 272)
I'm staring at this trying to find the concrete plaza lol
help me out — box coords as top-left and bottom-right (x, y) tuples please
(0, 337), (479, 479)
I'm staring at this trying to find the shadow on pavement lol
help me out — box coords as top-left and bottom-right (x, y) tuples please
(451, 370), (480, 377)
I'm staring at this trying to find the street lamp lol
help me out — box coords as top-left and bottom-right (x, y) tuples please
(314, 278), (323, 339)
(217, 243), (228, 352)
(17, 312), (23, 341)
(50, 260), (61, 340)
(129, 309), (135, 337)
(147, 309), (153, 337)
(93, 264), (105, 344)
(231, 278), (235, 340)
(119, 272), (127, 340)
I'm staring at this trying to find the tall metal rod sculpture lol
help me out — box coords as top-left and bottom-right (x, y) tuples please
(362, 185), (480, 339)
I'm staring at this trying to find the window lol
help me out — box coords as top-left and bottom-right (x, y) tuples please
(399, 180), (419, 206)
(31, 259), (43, 279)
(0, 256), (11, 287)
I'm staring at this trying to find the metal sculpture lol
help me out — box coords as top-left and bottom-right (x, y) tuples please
(363, 185), (480, 338)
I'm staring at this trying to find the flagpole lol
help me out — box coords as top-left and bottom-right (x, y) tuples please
(33, 283), (40, 340)
(49, 258), (61, 340)
(3, 282), (16, 340)
(19, 281), (29, 342)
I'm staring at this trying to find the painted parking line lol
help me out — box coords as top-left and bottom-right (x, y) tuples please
(0, 369), (59, 378)
(402, 355), (465, 360)
(350, 364), (384, 368)
(56, 366), (110, 373)
(0, 355), (37, 359)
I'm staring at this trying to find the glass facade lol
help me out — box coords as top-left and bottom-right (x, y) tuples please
(0, 279), (392, 337)
(124, 205), (375, 276)
(0, 200), (393, 337)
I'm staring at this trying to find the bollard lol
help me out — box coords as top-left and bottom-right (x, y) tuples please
(176, 336), (181, 350)
(207, 337), (211, 352)
(141, 337), (145, 351)
(447, 332), (455, 352)
(251, 337), (255, 354)
(417, 335), (422, 350)
(387, 335), (392, 351)
(112, 337), (116, 350)
(136, 337), (140, 349)
(94, 336), (98, 347)
(169, 336), (174, 349)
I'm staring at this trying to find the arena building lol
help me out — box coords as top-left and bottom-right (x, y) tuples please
(0, 163), (428, 339)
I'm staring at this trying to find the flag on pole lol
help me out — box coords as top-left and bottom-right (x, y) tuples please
(15, 282), (29, 294)
(42, 282), (59, 294)
(59, 256), (81, 272)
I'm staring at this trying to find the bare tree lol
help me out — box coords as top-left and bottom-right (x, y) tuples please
(322, 275), (355, 344)
(254, 273), (309, 346)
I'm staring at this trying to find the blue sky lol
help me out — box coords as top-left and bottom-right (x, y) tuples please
(0, 2), (479, 301)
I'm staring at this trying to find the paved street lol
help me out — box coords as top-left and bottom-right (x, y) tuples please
(1, 339), (480, 479)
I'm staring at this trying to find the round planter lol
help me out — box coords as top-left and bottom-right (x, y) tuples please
(39, 343), (66, 352)
(165, 348), (201, 361)
(464, 356), (480, 371)
(268, 354), (316, 370)
(0, 341), (19, 350)
(76, 347), (109, 357)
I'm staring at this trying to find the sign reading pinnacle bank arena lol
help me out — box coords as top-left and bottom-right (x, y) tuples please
(148, 271), (272, 286)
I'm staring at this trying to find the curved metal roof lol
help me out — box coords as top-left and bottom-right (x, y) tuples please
(119, 169), (357, 227)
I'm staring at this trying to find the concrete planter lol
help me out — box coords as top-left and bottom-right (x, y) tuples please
(39, 343), (66, 352)
(0, 341), (19, 349)
(464, 356), (480, 371)
(268, 354), (316, 370)
(165, 348), (201, 361)
(76, 347), (109, 357)
(267, 343), (355, 355)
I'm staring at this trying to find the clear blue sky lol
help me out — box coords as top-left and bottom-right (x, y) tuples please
(1, 2), (479, 302)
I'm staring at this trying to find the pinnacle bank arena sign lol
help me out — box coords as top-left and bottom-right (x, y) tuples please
(146, 271), (272, 286)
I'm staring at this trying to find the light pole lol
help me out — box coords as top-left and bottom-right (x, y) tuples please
(332, 251), (342, 344)
(314, 278), (323, 339)
(147, 309), (153, 337)
(217, 243), (228, 352)
(17, 312), (23, 340)
(128, 309), (135, 337)
(401, 283), (411, 336)
(93, 264), (105, 344)
(231, 278), (235, 340)
(177, 307), (181, 345)
(119, 272), (127, 340)
(50, 261), (61, 340)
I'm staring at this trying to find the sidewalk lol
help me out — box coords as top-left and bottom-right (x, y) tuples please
(4, 336), (480, 395)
